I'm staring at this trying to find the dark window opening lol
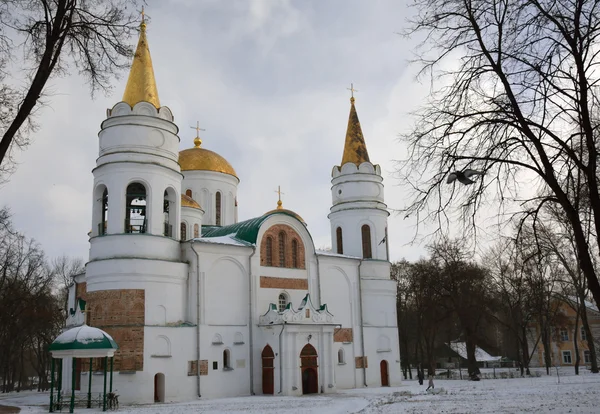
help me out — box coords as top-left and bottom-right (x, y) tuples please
(336, 227), (343, 254)
(361, 225), (372, 259)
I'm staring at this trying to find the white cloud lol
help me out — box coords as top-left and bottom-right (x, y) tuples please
(0, 0), (430, 263)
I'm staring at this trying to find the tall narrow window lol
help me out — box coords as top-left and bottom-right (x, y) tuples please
(215, 192), (222, 226)
(336, 227), (343, 254)
(193, 223), (200, 238)
(163, 190), (173, 237)
(361, 225), (372, 259)
(266, 237), (273, 266)
(125, 183), (147, 233)
(185, 189), (192, 197)
(100, 188), (108, 235)
(223, 349), (231, 370)
(292, 239), (298, 268)
(278, 232), (286, 267)
(180, 222), (187, 240)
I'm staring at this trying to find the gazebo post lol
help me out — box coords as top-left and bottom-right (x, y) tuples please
(87, 358), (92, 408)
(102, 356), (108, 412)
(69, 357), (76, 413)
(57, 359), (62, 410)
(109, 357), (114, 392)
(49, 358), (55, 413)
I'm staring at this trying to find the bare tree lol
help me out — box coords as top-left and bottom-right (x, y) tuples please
(0, 0), (141, 175)
(52, 254), (84, 320)
(400, 0), (600, 312)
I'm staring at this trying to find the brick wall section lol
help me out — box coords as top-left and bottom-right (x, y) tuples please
(260, 224), (306, 269)
(75, 282), (145, 372)
(355, 356), (368, 369)
(260, 276), (308, 290)
(334, 328), (353, 343)
(199, 360), (208, 376)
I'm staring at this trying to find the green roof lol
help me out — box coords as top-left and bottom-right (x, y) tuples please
(201, 210), (303, 244)
(49, 325), (118, 352)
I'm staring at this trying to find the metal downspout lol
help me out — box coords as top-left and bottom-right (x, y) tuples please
(192, 244), (202, 398)
(248, 246), (257, 395)
(278, 322), (286, 394)
(358, 260), (367, 387)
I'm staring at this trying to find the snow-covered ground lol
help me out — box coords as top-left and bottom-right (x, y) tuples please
(2, 373), (599, 413)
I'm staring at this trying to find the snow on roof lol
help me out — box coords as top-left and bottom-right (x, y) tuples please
(448, 342), (501, 362)
(316, 250), (362, 260)
(192, 234), (252, 247)
(50, 324), (118, 352)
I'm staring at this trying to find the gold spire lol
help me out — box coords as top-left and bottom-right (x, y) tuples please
(275, 186), (284, 209)
(122, 8), (160, 108)
(190, 121), (205, 148)
(341, 84), (370, 166)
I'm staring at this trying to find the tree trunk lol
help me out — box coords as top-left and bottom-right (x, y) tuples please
(520, 326), (531, 375)
(579, 294), (599, 373)
(541, 325), (552, 375)
(464, 330), (481, 378)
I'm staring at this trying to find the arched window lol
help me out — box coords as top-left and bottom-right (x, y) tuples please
(193, 223), (200, 238)
(185, 189), (192, 198)
(215, 192), (222, 226)
(180, 222), (187, 240)
(266, 237), (273, 266)
(163, 189), (175, 237)
(125, 183), (147, 233)
(98, 187), (108, 236)
(278, 231), (286, 267)
(336, 227), (343, 254)
(278, 292), (289, 312)
(292, 239), (298, 268)
(338, 348), (345, 364)
(223, 349), (231, 370)
(361, 224), (372, 259)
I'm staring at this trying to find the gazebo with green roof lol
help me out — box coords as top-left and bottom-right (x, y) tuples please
(48, 324), (118, 413)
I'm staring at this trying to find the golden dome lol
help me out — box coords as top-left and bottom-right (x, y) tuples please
(181, 194), (202, 210)
(179, 144), (238, 178)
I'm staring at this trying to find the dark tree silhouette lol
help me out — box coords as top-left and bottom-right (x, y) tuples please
(400, 0), (600, 312)
(0, 0), (141, 177)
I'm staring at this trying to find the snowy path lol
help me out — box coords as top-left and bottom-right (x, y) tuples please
(2, 374), (599, 413)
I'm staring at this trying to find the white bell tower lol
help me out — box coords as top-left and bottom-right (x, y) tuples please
(328, 94), (389, 260)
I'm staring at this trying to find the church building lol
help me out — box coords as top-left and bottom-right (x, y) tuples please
(62, 18), (401, 403)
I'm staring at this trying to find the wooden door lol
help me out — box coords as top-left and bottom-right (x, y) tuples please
(262, 345), (275, 395)
(380, 360), (389, 387)
(300, 344), (318, 394)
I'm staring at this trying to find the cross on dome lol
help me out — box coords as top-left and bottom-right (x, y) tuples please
(190, 121), (205, 148)
(347, 83), (358, 103)
(274, 185), (285, 209)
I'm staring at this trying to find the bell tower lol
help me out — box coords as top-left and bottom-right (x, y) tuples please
(328, 91), (389, 260)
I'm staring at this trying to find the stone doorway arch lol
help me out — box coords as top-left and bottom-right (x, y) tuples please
(154, 373), (165, 402)
(300, 343), (318, 394)
(262, 345), (275, 395)
(380, 360), (389, 387)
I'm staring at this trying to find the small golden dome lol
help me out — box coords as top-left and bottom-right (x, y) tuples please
(179, 145), (238, 178)
(181, 194), (202, 210)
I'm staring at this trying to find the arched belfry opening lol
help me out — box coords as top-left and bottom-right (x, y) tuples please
(125, 182), (147, 233)
(361, 224), (372, 258)
(163, 188), (176, 238)
(94, 185), (109, 236)
(300, 343), (318, 395)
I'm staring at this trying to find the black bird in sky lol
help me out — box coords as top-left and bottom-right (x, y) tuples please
(447, 169), (484, 185)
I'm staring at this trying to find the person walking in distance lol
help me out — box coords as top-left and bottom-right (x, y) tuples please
(417, 365), (424, 385)
(426, 374), (434, 391)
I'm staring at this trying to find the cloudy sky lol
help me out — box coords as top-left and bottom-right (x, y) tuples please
(0, 0), (434, 263)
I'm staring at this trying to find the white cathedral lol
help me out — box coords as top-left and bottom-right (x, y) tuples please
(62, 19), (401, 403)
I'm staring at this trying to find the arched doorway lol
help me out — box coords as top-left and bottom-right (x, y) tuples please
(154, 373), (165, 402)
(262, 345), (275, 395)
(300, 343), (318, 394)
(380, 360), (389, 387)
